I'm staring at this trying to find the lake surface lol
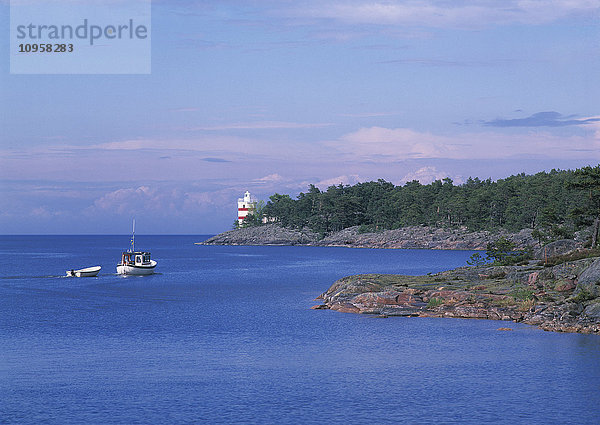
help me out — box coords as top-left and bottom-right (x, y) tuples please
(1, 235), (599, 424)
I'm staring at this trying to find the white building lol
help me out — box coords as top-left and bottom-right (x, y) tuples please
(237, 191), (257, 225)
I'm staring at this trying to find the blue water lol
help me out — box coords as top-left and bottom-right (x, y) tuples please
(1, 236), (599, 424)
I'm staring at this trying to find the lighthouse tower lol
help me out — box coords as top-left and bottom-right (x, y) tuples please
(237, 190), (257, 225)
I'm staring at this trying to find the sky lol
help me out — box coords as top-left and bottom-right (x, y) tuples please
(1, 0), (599, 234)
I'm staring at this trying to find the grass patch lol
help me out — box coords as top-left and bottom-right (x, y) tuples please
(517, 298), (535, 311)
(357, 224), (384, 234)
(427, 297), (445, 308)
(539, 248), (600, 267)
(491, 297), (517, 307)
(569, 289), (597, 303)
(511, 287), (534, 301)
(485, 270), (507, 279)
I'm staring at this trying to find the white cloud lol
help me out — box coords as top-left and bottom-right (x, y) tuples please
(331, 126), (600, 161)
(334, 127), (457, 159)
(400, 166), (461, 185)
(287, 0), (599, 28)
(584, 117), (600, 140)
(88, 135), (329, 160)
(91, 186), (162, 215)
(30, 206), (58, 218)
(94, 138), (240, 152)
(2, 124), (598, 194)
(254, 173), (284, 183)
(88, 185), (236, 217)
(313, 174), (361, 189)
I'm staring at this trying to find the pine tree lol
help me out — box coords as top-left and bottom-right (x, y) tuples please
(568, 165), (600, 247)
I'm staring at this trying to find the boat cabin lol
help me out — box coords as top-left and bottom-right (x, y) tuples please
(121, 251), (152, 266)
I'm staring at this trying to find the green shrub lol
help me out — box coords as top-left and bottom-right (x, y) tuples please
(466, 252), (488, 266)
(539, 248), (600, 267)
(569, 289), (596, 303)
(357, 224), (381, 234)
(486, 237), (532, 265)
(427, 297), (445, 308)
(511, 287), (534, 300)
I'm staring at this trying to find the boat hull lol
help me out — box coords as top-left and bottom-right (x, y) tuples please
(66, 266), (101, 277)
(116, 260), (157, 275)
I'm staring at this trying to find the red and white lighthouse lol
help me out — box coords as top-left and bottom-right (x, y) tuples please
(237, 190), (257, 225)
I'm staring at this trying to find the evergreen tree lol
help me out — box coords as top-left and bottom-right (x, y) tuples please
(256, 165), (598, 238)
(568, 165), (600, 246)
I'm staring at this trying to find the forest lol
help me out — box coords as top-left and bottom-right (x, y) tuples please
(242, 166), (600, 246)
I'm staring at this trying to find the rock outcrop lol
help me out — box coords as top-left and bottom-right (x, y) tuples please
(573, 257), (600, 298)
(200, 224), (555, 251)
(533, 239), (581, 260)
(199, 224), (319, 246)
(314, 257), (600, 334)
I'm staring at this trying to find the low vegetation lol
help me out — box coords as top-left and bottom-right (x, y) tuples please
(484, 236), (532, 265)
(539, 247), (600, 267)
(427, 297), (445, 308)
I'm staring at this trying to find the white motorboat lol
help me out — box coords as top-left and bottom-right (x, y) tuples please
(66, 266), (101, 277)
(116, 251), (157, 275)
(116, 219), (157, 275)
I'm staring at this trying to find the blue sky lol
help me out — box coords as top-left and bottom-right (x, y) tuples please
(1, 0), (599, 234)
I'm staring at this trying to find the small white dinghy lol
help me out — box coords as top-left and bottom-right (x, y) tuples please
(66, 266), (101, 277)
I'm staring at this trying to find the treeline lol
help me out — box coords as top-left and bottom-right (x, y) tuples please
(247, 166), (600, 245)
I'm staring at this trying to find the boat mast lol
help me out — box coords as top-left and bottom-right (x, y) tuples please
(131, 218), (135, 252)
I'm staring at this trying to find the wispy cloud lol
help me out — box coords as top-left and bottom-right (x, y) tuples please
(176, 38), (230, 50)
(171, 107), (202, 113)
(87, 185), (237, 218)
(484, 112), (600, 128)
(89, 137), (287, 159)
(338, 111), (402, 118)
(330, 125), (600, 161)
(378, 58), (519, 67)
(335, 127), (462, 159)
(283, 0), (599, 28)
(4, 123), (599, 189)
(189, 121), (334, 131)
(164, 0), (596, 34)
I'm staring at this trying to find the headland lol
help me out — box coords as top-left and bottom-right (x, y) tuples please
(313, 255), (600, 334)
(198, 223), (583, 254)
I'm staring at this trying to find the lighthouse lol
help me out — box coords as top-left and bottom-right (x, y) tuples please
(237, 190), (257, 225)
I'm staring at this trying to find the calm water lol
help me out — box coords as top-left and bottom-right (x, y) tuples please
(1, 235), (599, 424)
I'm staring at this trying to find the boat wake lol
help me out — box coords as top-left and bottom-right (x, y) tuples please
(0, 274), (103, 280)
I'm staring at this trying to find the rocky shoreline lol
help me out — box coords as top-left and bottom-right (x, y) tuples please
(200, 224), (599, 334)
(199, 223), (554, 251)
(313, 257), (600, 334)
(199, 224), (319, 246)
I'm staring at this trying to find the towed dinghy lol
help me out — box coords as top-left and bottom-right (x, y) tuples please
(66, 266), (101, 277)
